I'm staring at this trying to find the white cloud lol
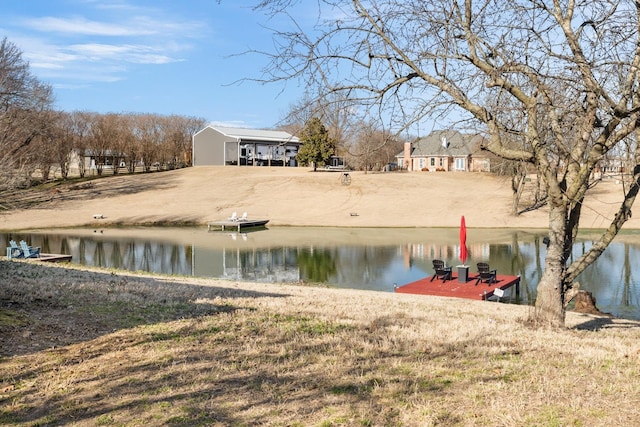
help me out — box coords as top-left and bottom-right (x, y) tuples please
(66, 43), (181, 64)
(43, 64), (127, 83)
(22, 16), (157, 36)
(7, 2), (203, 86)
(29, 62), (66, 70)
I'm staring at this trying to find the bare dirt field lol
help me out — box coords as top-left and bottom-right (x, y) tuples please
(0, 166), (635, 230)
(2, 167), (640, 426)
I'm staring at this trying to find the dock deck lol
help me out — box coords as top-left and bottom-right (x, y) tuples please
(4, 253), (73, 263)
(207, 219), (269, 232)
(395, 272), (520, 300)
(38, 253), (73, 263)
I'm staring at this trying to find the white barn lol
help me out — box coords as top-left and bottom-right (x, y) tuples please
(192, 125), (301, 166)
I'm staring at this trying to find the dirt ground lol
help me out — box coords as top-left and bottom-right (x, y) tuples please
(0, 166), (635, 230)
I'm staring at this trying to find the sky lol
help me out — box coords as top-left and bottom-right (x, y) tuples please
(0, 0), (306, 129)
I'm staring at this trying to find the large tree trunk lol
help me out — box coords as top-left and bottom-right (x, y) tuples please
(532, 264), (566, 327)
(531, 204), (567, 327)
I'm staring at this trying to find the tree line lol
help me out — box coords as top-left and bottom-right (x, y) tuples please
(0, 37), (205, 191)
(279, 94), (408, 172)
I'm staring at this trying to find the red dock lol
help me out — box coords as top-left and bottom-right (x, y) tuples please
(395, 273), (520, 300)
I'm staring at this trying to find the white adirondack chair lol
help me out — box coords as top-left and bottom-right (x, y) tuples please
(20, 241), (41, 258)
(7, 240), (23, 258)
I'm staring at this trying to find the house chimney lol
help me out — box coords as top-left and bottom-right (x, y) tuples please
(404, 142), (412, 171)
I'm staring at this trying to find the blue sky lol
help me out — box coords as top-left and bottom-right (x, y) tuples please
(0, 0), (305, 129)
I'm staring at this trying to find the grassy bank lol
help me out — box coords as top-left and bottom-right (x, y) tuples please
(1, 260), (640, 426)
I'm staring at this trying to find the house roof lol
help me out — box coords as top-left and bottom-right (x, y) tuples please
(399, 130), (487, 157)
(203, 125), (300, 143)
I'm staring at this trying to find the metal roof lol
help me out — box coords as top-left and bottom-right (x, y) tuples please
(208, 125), (300, 143)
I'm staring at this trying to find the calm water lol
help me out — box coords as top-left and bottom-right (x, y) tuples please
(3, 227), (640, 319)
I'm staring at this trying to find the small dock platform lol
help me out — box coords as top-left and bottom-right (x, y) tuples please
(4, 253), (73, 263)
(207, 219), (269, 232)
(38, 253), (73, 263)
(395, 273), (520, 301)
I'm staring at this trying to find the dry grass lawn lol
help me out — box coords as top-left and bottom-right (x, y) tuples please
(2, 167), (640, 426)
(1, 166), (636, 230)
(2, 260), (640, 426)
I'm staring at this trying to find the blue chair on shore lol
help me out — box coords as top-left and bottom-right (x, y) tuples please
(8, 240), (24, 258)
(20, 240), (41, 258)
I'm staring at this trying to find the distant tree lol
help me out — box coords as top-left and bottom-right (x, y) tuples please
(87, 113), (122, 176)
(350, 122), (404, 172)
(71, 111), (92, 178)
(279, 95), (316, 138)
(136, 114), (161, 172)
(159, 115), (205, 169)
(111, 114), (131, 175)
(0, 37), (54, 189)
(118, 114), (139, 174)
(281, 92), (357, 161)
(296, 117), (336, 171)
(31, 111), (60, 181)
(48, 111), (80, 179)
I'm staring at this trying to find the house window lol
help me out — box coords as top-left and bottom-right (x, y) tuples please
(455, 158), (465, 171)
(439, 158), (444, 167)
(430, 158), (435, 166)
(419, 158), (424, 169)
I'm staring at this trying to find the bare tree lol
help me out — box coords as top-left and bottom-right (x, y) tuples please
(71, 111), (92, 178)
(109, 114), (129, 175)
(350, 121), (403, 172)
(118, 114), (139, 174)
(254, 0), (640, 327)
(280, 92), (358, 158)
(41, 111), (85, 180)
(279, 95), (318, 138)
(136, 114), (161, 173)
(0, 37), (54, 189)
(162, 115), (205, 168)
(87, 113), (121, 176)
(31, 112), (58, 181)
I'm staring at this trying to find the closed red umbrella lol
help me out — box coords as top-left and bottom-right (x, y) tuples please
(459, 215), (468, 265)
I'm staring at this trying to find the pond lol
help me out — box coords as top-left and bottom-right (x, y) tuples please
(3, 226), (640, 320)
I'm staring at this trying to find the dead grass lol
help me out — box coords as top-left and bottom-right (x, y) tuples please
(2, 259), (640, 426)
(2, 166), (635, 231)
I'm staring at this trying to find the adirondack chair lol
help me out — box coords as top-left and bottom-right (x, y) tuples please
(8, 240), (23, 258)
(227, 212), (238, 222)
(475, 262), (497, 285)
(431, 259), (453, 282)
(19, 240), (41, 258)
(238, 212), (248, 221)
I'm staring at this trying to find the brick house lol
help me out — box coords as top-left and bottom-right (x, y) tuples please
(397, 130), (491, 172)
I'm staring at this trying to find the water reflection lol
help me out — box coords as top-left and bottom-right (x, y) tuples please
(2, 227), (640, 319)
